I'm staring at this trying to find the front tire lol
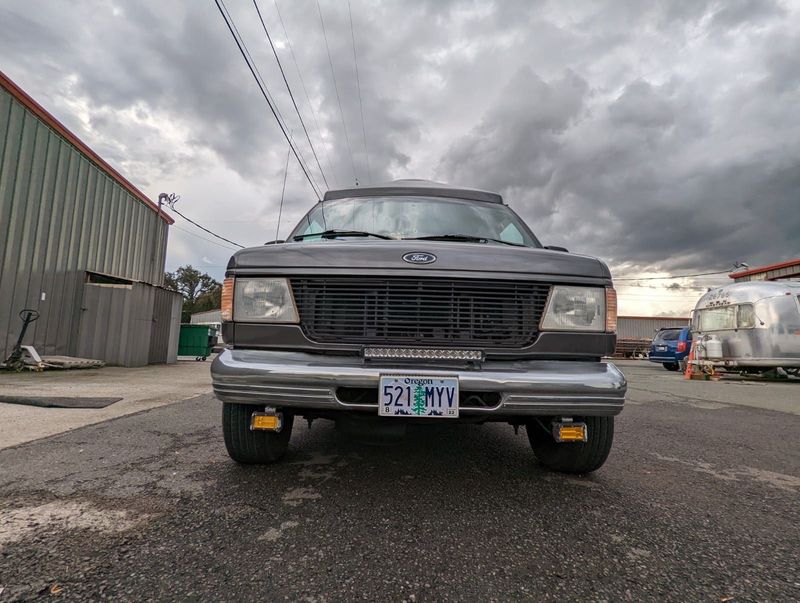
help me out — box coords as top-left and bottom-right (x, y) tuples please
(527, 416), (614, 474)
(223, 403), (293, 464)
(663, 362), (679, 371)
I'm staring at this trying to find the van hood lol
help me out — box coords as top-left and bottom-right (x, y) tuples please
(228, 240), (611, 280)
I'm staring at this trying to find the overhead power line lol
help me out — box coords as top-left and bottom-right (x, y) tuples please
(614, 270), (730, 281)
(214, 0), (322, 200)
(171, 224), (240, 251)
(272, 0), (337, 186)
(347, 0), (371, 183)
(219, 0), (293, 155)
(276, 146), (290, 240)
(160, 193), (245, 249)
(217, 0), (321, 198)
(217, 0), (321, 197)
(317, 0), (358, 185)
(252, 0), (329, 190)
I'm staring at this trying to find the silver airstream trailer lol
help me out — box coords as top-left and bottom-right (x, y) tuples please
(691, 281), (800, 373)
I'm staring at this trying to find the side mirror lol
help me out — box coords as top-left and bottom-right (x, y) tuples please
(264, 239), (285, 245)
(544, 245), (568, 252)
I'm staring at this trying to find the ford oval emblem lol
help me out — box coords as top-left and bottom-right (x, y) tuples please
(402, 252), (437, 265)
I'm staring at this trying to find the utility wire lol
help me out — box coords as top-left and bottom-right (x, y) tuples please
(273, 0), (337, 186)
(317, 0), (358, 185)
(276, 146), (290, 240)
(218, 0), (321, 197)
(214, 0), (322, 199)
(161, 193), (245, 248)
(222, 1), (291, 148)
(347, 0), (371, 183)
(171, 224), (240, 251)
(219, 0), (322, 198)
(253, 0), (329, 190)
(614, 270), (730, 281)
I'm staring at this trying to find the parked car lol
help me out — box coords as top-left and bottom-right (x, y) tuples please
(649, 326), (692, 371)
(211, 180), (627, 473)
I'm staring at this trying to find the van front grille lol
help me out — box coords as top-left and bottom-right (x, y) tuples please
(290, 277), (550, 348)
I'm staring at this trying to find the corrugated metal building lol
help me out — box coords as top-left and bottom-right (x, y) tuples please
(730, 259), (800, 283)
(617, 316), (690, 339)
(613, 316), (691, 358)
(0, 71), (181, 366)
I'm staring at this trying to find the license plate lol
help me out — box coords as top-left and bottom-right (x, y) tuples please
(657, 345), (667, 351)
(378, 375), (459, 418)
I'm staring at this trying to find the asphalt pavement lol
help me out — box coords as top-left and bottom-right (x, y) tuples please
(0, 362), (798, 601)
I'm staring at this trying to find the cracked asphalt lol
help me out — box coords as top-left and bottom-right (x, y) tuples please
(0, 362), (798, 601)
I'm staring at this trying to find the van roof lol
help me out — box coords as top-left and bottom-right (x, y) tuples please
(323, 179), (504, 204)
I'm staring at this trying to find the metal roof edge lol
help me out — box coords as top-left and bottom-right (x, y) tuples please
(618, 316), (690, 320)
(728, 258), (800, 279)
(0, 69), (174, 225)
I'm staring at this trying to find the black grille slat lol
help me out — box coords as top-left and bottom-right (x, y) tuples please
(291, 277), (550, 347)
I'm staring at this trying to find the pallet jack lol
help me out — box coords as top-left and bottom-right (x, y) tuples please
(1, 309), (45, 371)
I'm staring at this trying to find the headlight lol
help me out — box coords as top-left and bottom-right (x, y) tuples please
(540, 286), (606, 332)
(233, 278), (299, 323)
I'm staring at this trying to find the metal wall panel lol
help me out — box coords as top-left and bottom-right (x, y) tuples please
(148, 286), (182, 364)
(76, 283), (134, 366)
(76, 282), (174, 367)
(617, 317), (691, 340)
(166, 293), (182, 364)
(0, 85), (171, 361)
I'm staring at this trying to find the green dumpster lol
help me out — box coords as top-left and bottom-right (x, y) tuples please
(178, 324), (217, 360)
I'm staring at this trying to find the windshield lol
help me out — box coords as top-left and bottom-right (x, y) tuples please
(288, 196), (540, 247)
(694, 304), (755, 331)
(655, 329), (682, 341)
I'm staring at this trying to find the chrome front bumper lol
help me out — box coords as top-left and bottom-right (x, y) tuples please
(211, 349), (627, 417)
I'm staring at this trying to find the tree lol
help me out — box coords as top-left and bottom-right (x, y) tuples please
(164, 265), (221, 322)
(411, 385), (427, 416)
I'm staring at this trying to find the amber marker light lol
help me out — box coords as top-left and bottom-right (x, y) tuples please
(221, 277), (234, 321)
(250, 412), (282, 431)
(605, 287), (618, 333)
(554, 423), (588, 442)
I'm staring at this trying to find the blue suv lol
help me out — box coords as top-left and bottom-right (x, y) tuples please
(649, 326), (692, 371)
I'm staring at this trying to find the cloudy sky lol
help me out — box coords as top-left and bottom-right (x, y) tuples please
(2, 0), (799, 315)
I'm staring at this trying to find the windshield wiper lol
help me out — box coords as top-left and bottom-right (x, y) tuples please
(293, 229), (393, 241)
(405, 234), (525, 247)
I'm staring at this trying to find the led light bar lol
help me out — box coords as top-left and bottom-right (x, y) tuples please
(363, 348), (484, 361)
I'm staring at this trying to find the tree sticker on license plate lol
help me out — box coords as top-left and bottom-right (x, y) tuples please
(378, 375), (459, 418)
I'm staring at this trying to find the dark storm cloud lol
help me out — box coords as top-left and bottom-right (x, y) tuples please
(437, 1), (800, 276)
(1, 3), (276, 181)
(0, 1), (422, 191)
(1, 0), (798, 285)
(441, 67), (588, 193)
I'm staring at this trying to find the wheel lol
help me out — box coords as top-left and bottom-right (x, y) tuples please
(526, 416), (614, 474)
(663, 362), (679, 371)
(222, 403), (294, 464)
(202, 356), (207, 361)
